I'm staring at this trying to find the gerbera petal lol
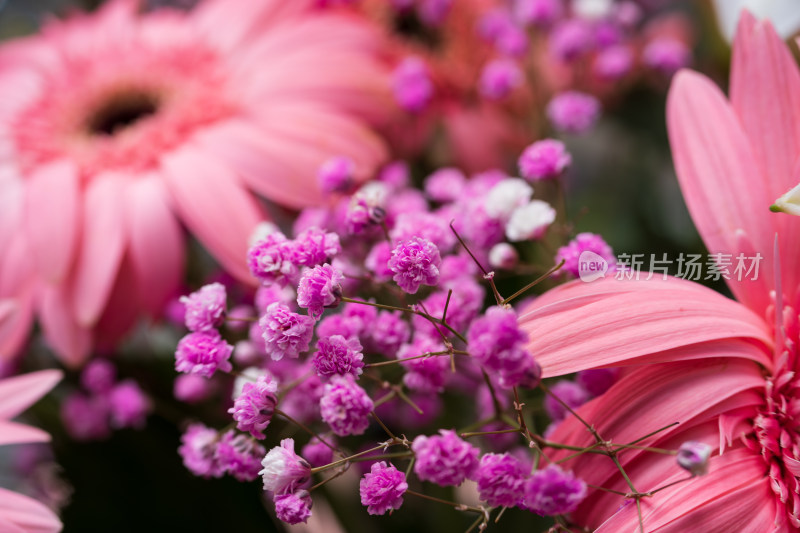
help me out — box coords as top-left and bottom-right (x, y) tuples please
(37, 286), (91, 368)
(161, 145), (264, 282)
(667, 70), (775, 316)
(519, 277), (773, 376)
(0, 369), (61, 419)
(71, 172), (128, 327)
(0, 421), (51, 446)
(126, 174), (184, 316)
(0, 169), (23, 253)
(0, 487), (62, 533)
(23, 160), (80, 284)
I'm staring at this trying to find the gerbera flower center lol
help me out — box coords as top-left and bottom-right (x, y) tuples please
(85, 90), (160, 136)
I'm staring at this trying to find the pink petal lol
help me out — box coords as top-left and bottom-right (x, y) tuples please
(161, 145), (264, 283)
(0, 169), (23, 254)
(0, 420), (50, 446)
(0, 487), (62, 533)
(125, 174), (184, 316)
(93, 257), (142, 351)
(37, 286), (91, 368)
(71, 172), (127, 327)
(24, 160), (81, 283)
(519, 277), (772, 377)
(0, 369), (61, 419)
(667, 70), (775, 316)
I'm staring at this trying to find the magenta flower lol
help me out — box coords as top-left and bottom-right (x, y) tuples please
(260, 302), (315, 361)
(546, 90), (601, 134)
(360, 462), (408, 515)
(518, 139), (572, 181)
(467, 306), (536, 387)
(228, 374), (278, 439)
(677, 441), (712, 477)
(475, 453), (527, 508)
(554, 233), (616, 278)
(247, 232), (298, 287)
(259, 438), (311, 494)
(108, 380), (151, 429)
(292, 227), (341, 268)
(411, 430), (479, 487)
(388, 237), (442, 294)
(214, 430), (265, 482)
(274, 490), (313, 525)
(318, 156), (355, 195)
(312, 335), (365, 379)
(80, 359), (116, 394)
(479, 59), (524, 100)
(319, 375), (373, 436)
(523, 464), (587, 516)
(180, 282), (227, 332)
(519, 15), (800, 530)
(179, 423), (223, 479)
(0, 0), (390, 364)
(174, 331), (233, 377)
(392, 57), (433, 113)
(297, 264), (345, 319)
(543, 380), (589, 423)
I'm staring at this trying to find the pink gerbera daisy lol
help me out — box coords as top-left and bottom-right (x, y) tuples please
(520, 12), (800, 531)
(0, 0), (390, 364)
(0, 366), (63, 532)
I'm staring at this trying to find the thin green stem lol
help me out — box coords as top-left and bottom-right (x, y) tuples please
(501, 259), (565, 305)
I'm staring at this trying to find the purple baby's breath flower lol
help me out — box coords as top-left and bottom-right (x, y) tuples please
(174, 331), (233, 378)
(425, 167), (466, 203)
(365, 241), (394, 282)
(108, 380), (150, 429)
(546, 91), (601, 134)
(174, 374), (214, 404)
(576, 367), (619, 397)
(412, 430), (480, 487)
(495, 23), (529, 56)
(61, 393), (110, 441)
(254, 284), (296, 314)
(544, 380), (589, 423)
(319, 374), (373, 436)
(388, 237), (441, 294)
(475, 453), (527, 507)
(179, 423), (223, 479)
(677, 441), (712, 476)
(369, 311), (410, 357)
(505, 200), (556, 242)
(360, 462), (408, 515)
(316, 314), (362, 341)
(554, 232), (615, 278)
(518, 139), (572, 181)
(523, 464), (587, 516)
(549, 18), (594, 61)
(302, 438), (335, 468)
(80, 359), (116, 394)
(247, 232), (297, 286)
(318, 156), (354, 194)
(479, 59), (524, 100)
(260, 438), (311, 494)
(393, 57), (433, 113)
(312, 335), (365, 379)
(260, 302), (315, 361)
(467, 306), (537, 387)
(229, 374), (279, 439)
(643, 38), (691, 76)
(390, 212), (455, 252)
(489, 242), (519, 269)
(292, 227), (341, 268)
(594, 45), (633, 80)
(180, 282), (227, 332)
(297, 264), (345, 319)
(514, 0), (563, 27)
(215, 430), (265, 482)
(275, 490), (313, 525)
(399, 337), (450, 393)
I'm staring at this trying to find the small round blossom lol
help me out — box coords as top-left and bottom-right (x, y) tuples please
(467, 306), (536, 387)
(174, 374), (214, 404)
(247, 232), (297, 286)
(549, 18), (594, 61)
(297, 264), (345, 319)
(643, 38), (691, 76)
(518, 139), (572, 181)
(318, 156), (354, 194)
(544, 380), (589, 423)
(388, 237), (441, 294)
(365, 241), (394, 282)
(275, 490), (313, 525)
(390, 212), (455, 251)
(378, 160), (411, 188)
(475, 453), (527, 507)
(108, 380), (150, 429)
(316, 314), (362, 341)
(180, 282), (227, 332)
(319, 374), (373, 436)
(677, 441), (712, 476)
(292, 227), (341, 268)
(489, 242), (519, 269)
(514, 0), (563, 27)
(523, 464), (587, 516)
(229, 374), (279, 439)
(61, 393), (110, 441)
(546, 91), (601, 134)
(80, 359), (116, 394)
(425, 167), (466, 203)
(479, 9), (515, 41)
(179, 423), (223, 479)
(302, 438), (334, 468)
(392, 57), (433, 113)
(369, 311), (410, 357)
(593, 45), (634, 80)
(554, 232), (616, 278)
(411, 283), (483, 339)
(360, 462), (408, 515)
(215, 430), (265, 482)
(174, 331), (233, 378)
(412, 430), (480, 486)
(479, 59), (524, 100)
(506, 200), (556, 242)
(485, 178), (533, 220)
(259, 302), (315, 361)
(399, 336), (450, 393)
(312, 335), (365, 379)
(495, 23), (529, 56)
(255, 284), (297, 314)
(576, 367), (618, 397)
(260, 438), (312, 494)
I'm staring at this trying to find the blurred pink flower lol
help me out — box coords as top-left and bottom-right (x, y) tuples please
(0, 368), (63, 532)
(520, 12), (800, 531)
(0, 0), (390, 365)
